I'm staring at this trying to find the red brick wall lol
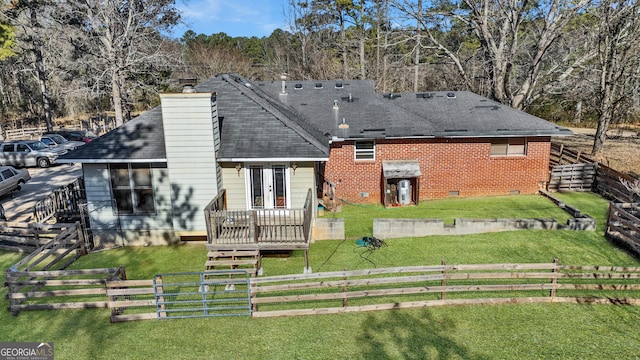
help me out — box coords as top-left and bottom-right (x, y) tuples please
(324, 137), (551, 203)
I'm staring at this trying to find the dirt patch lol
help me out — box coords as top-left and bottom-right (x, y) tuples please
(553, 127), (640, 177)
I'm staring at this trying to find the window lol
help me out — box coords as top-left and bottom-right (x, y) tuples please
(109, 163), (155, 214)
(1, 168), (15, 180)
(491, 138), (526, 156)
(355, 140), (375, 160)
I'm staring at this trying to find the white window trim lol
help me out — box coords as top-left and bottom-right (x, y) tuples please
(355, 140), (375, 161)
(490, 138), (527, 157)
(109, 163), (156, 215)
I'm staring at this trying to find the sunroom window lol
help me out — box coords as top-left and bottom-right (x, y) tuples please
(109, 163), (155, 214)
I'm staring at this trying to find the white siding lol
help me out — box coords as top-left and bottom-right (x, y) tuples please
(221, 164), (247, 210)
(82, 163), (174, 246)
(160, 93), (221, 232)
(289, 162), (315, 208)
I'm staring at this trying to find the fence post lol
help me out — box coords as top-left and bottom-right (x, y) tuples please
(550, 258), (559, 298)
(75, 222), (87, 255)
(155, 275), (167, 319)
(343, 269), (348, 307)
(441, 259), (446, 300)
(5, 270), (18, 316)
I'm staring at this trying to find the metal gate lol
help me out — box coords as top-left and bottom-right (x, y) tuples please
(153, 270), (252, 319)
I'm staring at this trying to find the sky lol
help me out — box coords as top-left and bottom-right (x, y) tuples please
(170, 0), (290, 39)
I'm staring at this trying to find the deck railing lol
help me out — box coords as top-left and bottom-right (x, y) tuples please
(204, 189), (313, 248)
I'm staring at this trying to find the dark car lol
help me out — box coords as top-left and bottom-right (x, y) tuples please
(45, 130), (97, 143)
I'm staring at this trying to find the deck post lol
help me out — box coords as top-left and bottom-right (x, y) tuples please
(303, 250), (311, 274)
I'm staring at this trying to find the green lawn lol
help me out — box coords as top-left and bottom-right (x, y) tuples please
(321, 193), (587, 238)
(1, 192), (640, 359)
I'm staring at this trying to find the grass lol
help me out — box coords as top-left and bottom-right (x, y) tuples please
(1, 192), (640, 359)
(322, 194), (575, 238)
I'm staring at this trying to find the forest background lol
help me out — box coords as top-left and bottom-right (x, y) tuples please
(1, 0), (639, 155)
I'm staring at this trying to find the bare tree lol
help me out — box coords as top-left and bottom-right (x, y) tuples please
(70, 0), (180, 127)
(2, 0), (65, 131)
(395, 0), (591, 109)
(591, 0), (640, 155)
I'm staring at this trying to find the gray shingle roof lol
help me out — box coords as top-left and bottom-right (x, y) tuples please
(196, 74), (330, 160)
(58, 107), (166, 163)
(59, 74), (570, 164)
(256, 81), (572, 139)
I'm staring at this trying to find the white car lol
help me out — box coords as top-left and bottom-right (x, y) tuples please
(40, 134), (85, 151)
(0, 140), (66, 168)
(0, 166), (31, 197)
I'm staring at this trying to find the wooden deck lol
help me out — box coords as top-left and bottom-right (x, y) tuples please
(204, 189), (313, 251)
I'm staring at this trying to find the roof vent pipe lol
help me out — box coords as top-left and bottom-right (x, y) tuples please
(280, 74), (287, 95)
(333, 100), (339, 110)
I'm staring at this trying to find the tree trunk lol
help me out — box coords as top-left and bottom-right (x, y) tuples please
(413, 0), (422, 92)
(30, 9), (53, 132)
(340, 10), (348, 79)
(359, 0), (366, 79)
(111, 70), (124, 127)
(592, 111), (611, 155)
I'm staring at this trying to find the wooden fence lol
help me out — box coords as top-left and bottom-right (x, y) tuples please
(7, 222), (87, 271)
(0, 222), (84, 253)
(248, 262), (640, 317)
(548, 163), (596, 192)
(33, 178), (86, 223)
(550, 142), (639, 202)
(12, 261), (640, 322)
(3, 126), (47, 140)
(5, 267), (126, 316)
(606, 203), (640, 256)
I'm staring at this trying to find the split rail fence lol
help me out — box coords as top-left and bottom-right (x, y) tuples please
(8, 261), (640, 322)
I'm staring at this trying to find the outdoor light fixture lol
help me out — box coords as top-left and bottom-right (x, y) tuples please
(235, 163), (242, 175)
(291, 162), (298, 174)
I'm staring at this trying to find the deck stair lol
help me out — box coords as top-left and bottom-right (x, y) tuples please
(205, 250), (261, 278)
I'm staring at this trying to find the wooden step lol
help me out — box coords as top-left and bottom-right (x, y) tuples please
(207, 250), (259, 258)
(204, 267), (258, 276)
(205, 259), (258, 267)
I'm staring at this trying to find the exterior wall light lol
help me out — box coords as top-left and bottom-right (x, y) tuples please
(235, 163), (242, 175)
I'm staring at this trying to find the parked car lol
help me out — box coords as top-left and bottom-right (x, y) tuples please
(0, 165), (31, 197)
(44, 129), (97, 143)
(40, 134), (85, 151)
(0, 140), (67, 168)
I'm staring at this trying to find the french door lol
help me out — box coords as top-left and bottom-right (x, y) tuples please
(247, 164), (289, 209)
